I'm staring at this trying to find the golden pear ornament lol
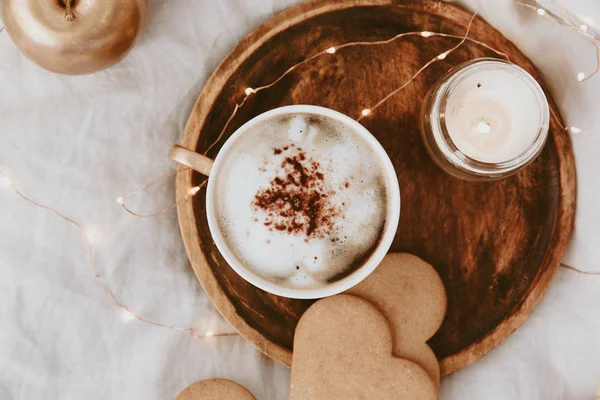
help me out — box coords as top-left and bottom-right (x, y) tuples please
(1, 0), (147, 75)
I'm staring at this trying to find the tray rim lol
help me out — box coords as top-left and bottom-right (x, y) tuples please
(174, 0), (576, 375)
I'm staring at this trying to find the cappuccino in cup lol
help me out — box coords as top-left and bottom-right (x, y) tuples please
(170, 106), (400, 299)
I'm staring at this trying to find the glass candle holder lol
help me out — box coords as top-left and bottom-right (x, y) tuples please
(420, 58), (550, 181)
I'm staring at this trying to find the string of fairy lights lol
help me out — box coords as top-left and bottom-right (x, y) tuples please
(1, 3), (600, 348)
(515, 0), (600, 82)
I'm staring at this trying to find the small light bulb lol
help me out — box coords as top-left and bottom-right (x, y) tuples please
(570, 126), (581, 133)
(580, 24), (588, 33)
(116, 197), (124, 205)
(244, 87), (255, 95)
(577, 72), (585, 82)
(122, 310), (135, 321)
(188, 186), (200, 195)
(437, 52), (448, 60)
(86, 231), (94, 242)
(421, 31), (432, 37)
(537, 8), (546, 16)
(0, 176), (12, 187)
(361, 109), (371, 117)
(326, 47), (336, 54)
(205, 330), (214, 337)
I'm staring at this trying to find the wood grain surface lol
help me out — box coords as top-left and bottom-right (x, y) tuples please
(175, 0), (576, 375)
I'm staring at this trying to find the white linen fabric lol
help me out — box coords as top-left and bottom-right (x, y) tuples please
(1, 0), (599, 399)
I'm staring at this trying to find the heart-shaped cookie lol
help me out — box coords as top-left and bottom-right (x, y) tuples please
(290, 294), (437, 399)
(176, 379), (256, 400)
(347, 253), (447, 386)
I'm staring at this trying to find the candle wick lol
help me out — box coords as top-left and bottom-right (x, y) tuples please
(476, 121), (491, 135)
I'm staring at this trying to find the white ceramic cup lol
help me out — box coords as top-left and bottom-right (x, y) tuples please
(170, 105), (400, 299)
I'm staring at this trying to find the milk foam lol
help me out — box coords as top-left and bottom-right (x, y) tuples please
(213, 113), (390, 290)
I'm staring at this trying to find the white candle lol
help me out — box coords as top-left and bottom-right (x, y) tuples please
(420, 59), (550, 181)
(443, 61), (547, 164)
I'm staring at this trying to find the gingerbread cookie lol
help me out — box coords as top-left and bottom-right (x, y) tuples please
(290, 294), (438, 399)
(176, 379), (256, 400)
(347, 253), (447, 386)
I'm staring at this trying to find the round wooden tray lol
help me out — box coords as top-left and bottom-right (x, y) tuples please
(175, 0), (576, 374)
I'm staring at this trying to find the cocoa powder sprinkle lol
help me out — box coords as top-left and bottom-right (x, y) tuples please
(253, 147), (339, 238)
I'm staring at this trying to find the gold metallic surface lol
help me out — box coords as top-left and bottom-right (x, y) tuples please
(1, 0), (147, 75)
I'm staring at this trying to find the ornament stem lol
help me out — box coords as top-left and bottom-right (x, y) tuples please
(64, 0), (75, 22)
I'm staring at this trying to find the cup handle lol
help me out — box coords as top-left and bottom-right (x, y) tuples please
(169, 145), (214, 177)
